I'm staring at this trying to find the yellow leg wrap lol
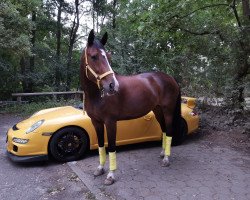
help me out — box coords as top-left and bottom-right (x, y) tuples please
(109, 152), (117, 171)
(98, 147), (106, 166)
(165, 136), (172, 156)
(162, 133), (166, 149)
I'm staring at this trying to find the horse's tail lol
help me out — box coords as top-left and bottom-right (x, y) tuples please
(172, 89), (182, 146)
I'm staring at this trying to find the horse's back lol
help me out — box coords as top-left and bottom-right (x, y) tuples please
(117, 71), (179, 94)
(115, 71), (179, 112)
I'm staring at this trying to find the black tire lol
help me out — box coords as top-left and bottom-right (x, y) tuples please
(172, 118), (188, 146)
(49, 127), (89, 162)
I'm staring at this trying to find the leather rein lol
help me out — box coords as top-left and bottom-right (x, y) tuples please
(84, 47), (114, 89)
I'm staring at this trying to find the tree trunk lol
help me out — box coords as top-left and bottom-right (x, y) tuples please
(92, 0), (95, 31)
(112, 0), (117, 29)
(66, 0), (80, 91)
(55, 0), (63, 90)
(236, 1), (250, 108)
(227, 0), (250, 109)
(234, 51), (250, 109)
(66, 47), (73, 91)
(96, 9), (99, 33)
(242, 0), (250, 18)
(56, 1), (62, 58)
(28, 11), (36, 92)
(20, 57), (28, 92)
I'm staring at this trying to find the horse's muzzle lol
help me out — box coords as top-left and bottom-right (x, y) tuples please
(101, 81), (118, 98)
(100, 89), (117, 98)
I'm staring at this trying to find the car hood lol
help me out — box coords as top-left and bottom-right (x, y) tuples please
(16, 106), (83, 130)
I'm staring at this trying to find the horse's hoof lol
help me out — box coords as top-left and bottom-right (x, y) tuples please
(104, 177), (115, 185)
(161, 158), (170, 167)
(159, 150), (165, 158)
(94, 168), (105, 176)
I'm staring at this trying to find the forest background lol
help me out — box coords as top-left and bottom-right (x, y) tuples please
(0, 0), (250, 110)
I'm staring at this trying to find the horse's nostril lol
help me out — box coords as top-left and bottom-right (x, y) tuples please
(109, 83), (114, 89)
(109, 82), (115, 92)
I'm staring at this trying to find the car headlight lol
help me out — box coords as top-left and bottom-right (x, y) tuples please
(13, 137), (29, 144)
(26, 120), (45, 134)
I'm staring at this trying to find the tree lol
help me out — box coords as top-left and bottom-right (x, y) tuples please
(0, 0), (249, 110)
(102, 0), (250, 109)
(0, 0), (41, 96)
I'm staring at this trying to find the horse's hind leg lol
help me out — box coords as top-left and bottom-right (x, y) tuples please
(161, 108), (174, 167)
(91, 119), (106, 176)
(153, 106), (166, 158)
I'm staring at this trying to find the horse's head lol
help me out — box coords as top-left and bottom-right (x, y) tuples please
(83, 30), (119, 97)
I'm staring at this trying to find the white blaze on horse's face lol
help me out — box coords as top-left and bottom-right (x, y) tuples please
(100, 49), (119, 95)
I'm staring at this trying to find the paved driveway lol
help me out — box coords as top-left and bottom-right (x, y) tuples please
(0, 114), (89, 200)
(1, 114), (249, 200)
(69, 134), (250, 200)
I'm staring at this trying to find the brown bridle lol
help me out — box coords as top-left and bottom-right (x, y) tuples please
(84, 47), (114, 89)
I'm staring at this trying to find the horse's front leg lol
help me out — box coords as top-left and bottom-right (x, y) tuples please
(104, 120), (117, 185)
(91, 119), (106, 176)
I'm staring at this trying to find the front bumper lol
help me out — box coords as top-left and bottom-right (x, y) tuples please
(6, 151), (48, 162)
(6, 125), (51, 160)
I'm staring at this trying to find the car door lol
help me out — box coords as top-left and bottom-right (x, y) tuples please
(115, 112), (162, 145)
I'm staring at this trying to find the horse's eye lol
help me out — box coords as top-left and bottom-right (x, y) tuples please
(91, 55), (98, 61)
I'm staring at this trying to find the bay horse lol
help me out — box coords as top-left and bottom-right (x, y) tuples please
(80, 30), (181, 185)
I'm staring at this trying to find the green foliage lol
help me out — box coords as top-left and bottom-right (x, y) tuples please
(0, 0), (83, 100)
(0, 0), (249, 110)
(1, 99), (82, 117)
(101, 0), (250, 108)
(0, 0), (41, 55)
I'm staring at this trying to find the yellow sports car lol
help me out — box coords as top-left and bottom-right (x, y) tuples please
(6, 97), (199, 162)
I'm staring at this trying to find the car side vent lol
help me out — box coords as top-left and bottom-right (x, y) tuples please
(12, 124), (19, 131)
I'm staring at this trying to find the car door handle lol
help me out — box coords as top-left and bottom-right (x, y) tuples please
(143, 115), (152, 121)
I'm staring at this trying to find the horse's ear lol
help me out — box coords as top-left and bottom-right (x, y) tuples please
(88, 29), (95, 46)
(100, 32), (108, 46)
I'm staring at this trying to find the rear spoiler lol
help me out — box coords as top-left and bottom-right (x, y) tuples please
(181, 97), (196, 109)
